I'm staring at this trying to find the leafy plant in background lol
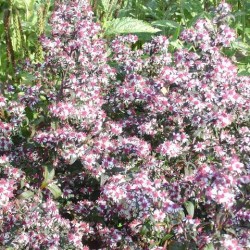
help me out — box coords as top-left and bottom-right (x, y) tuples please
(0, 0), (117, 248)
(0, 0), (51, 84)
(91, 0), (249, 74)
(90, 0), (161, 39)
(224, 0), (250, 75)
(101, 3), (250, 248)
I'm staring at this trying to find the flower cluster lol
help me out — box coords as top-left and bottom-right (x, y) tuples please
(0, 1), (249, 249)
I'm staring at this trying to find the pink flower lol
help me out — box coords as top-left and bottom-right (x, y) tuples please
(194, 142), (206, 152)
(156, 140), (182, 158)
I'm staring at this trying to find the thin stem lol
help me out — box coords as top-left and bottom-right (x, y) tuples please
(56, 64), (69, 103)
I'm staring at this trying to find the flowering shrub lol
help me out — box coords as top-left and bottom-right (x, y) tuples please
(0, 0), (249, 249)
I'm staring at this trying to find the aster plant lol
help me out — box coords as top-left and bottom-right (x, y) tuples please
(0, 0), (115, 249)
(98, 2), (250, 249)
(0, 1), (249, 250)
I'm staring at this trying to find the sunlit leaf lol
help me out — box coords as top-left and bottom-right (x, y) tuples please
(152, 20), (180, 29)
(105, 17), (160, 35)
(47, 183), (62, 199)
(184, 201), (195, 217)
(18, 190), (34, 200)
(41, 165), (55, 188)
(100, 0), (111, 12)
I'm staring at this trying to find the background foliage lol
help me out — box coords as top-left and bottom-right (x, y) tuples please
(0, 0), (249, 85)
(0, 0), (52, 84)
(90, 0), (249, 73)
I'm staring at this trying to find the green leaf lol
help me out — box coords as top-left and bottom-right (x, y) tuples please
(175, 210), (185, 221)
(117, 222), (123, 228)
(231, 41), (250, 53)
(140, 225), (149, 235)
(14, 0), (35, 10)
(135, 32), (155, 41)
(40, 95), (47, 101)
(184, 201), (195, 217)
(20, 72), (36, 84)
(18, 190), (34, 200)
(41, 165), (55, 188)
(152, 20), (180, 29)
(204, 243), (215, 250)
(225, 227), (237, 236)
(25, 106), (34, 120)
(161, 234), (174, 243)
(14, 0), (35, 20)
(168, 241), (186, 250)
(44, 165), (55, 182)
(169, 39), (183, 49)
(105, 17), (160, 35)
(238, 67), (250, 76)
(100, 0), (111, 12)
(47, 183), (62, 199)
(182, 0), (203, 17)
(20, 179), (25, 189)
(21, 126), (31, 138)
(172, 25), (181, 41)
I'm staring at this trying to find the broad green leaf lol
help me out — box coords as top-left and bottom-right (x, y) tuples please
(152, 20), (180, 29)
(204, 243), (215, 250)
(41, 165), (55, 188)
(105, 17), (160, 35)
(140, 225), (149, 235)
(44, 165), (55, 182)
(39, 95), (47, 101)
(47, 183), (62, 199)
(184, 201), (195, 217)
(18, 190), (34, 199)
